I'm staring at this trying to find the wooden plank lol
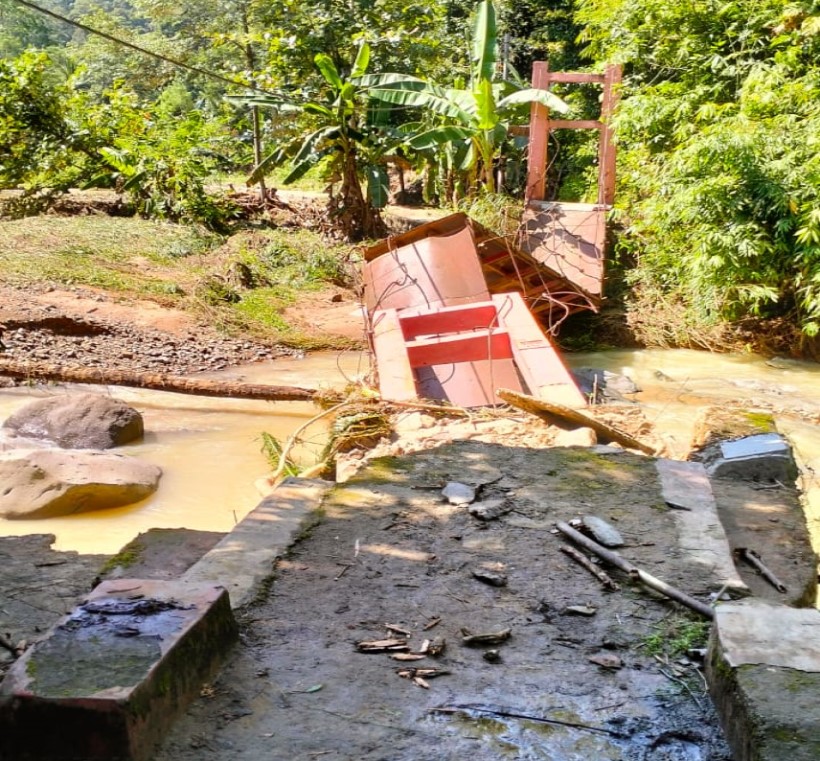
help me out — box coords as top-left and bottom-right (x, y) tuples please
(519, 203), (607, 298)
(363, 224), (490, 312)
(546, 72), (606, 84)
(362, 212), (470, 261)
(491, 293), (587, 408)
(399, 302), (499, 339)
(599, 64), (623, 206)
(548, 120), (603, 131)
(415, 359), (523, 408)
(371, 309), (418, 401)
(497, 388), (657, 454)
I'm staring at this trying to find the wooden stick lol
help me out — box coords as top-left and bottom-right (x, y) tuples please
(0, 358), (318, 401)
(497, 388), (656, 455)
(736, 548), (788, 593)
(430, 705), (622, 737)
(556, 522), (714, 619)
(560, 545), (620, 591)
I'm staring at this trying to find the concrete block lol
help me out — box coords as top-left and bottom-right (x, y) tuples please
(0, 579), (237, 761)
(707, 600), (820, 761)
(705, 433), (798, 483)
(183, 477), (331, 608)
(655, 459), (748, 593)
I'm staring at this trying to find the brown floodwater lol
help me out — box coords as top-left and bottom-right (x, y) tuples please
(0, 351), (370, 554)
(1, 347), (818, 559)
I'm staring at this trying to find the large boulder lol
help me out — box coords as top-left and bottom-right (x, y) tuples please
(2, 393), (144, 449)
(0, 449), (161, 519)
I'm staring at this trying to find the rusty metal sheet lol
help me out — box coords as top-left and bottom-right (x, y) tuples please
(518, 202), (607, 298)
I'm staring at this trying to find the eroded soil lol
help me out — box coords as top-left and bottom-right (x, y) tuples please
(0, 283), (299, 375)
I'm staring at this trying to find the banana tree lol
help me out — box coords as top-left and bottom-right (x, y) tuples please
(360, 0), (570, 196)
(237, 43), (396, 241)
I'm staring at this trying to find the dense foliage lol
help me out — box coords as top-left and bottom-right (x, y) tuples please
(1, 0), (819, 344)
(577, 0), (820, 342)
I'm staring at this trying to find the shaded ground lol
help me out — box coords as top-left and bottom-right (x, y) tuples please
(156, 443), (732, 761)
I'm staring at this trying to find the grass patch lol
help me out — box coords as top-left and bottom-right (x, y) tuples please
(0, 214), (360, 349)
(0, 216), (218, 300)
(641, 615), (711, 660)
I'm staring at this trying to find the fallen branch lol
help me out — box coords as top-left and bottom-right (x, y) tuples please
(556, 522), (714, 619)
(0, 358), (318, 401)
(461, 628), (511, 646)
(560, 545), (620, 591)
(736, 548), (788, 593)
(266, 399), (350, 484)
(497, 388), (656, 455)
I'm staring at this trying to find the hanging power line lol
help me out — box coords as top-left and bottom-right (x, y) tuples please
(10, 0), (279, 97)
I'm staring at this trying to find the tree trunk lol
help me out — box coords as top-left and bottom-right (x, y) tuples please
(0, 359), (318, 402)
(333, 145), (386, 242)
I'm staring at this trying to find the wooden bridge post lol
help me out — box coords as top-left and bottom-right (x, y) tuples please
(598, 64), (623, 206)
(525, 61), (550, 203)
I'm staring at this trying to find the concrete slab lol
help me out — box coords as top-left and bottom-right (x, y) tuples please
(655, 459), (748, 593)
(707, 433), (798, 482)
(0, 578), (237, 761)
(708, 600), (820, 761)
(713, 600), (820, 671)
(720, 434), (791, 460)
(182, 477), (331, 608)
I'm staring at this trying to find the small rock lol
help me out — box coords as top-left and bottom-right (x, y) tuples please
(442, 481), (475, 505)
(582, 515), (625, 548)
(468, 498), (512, 521)
(588, 653), (623, 670)
(483, 649), (501, 663)
(553, 427), (597, 448)
(472, 569), (508, 587)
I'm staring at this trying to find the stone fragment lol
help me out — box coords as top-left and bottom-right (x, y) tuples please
(564, 605), (597, 617)
(472, 568), (508, 587)
(2, 393), (144, 449)
(468, 498), (512, 521)
(573, 368), (641, 402)
(588, 653), (623, 670)
(442, 481), (475, 505)
(0, 448), (161, 519)
(553, 427), (597, 447)
(582, 515), (624, 547)
(707, 433), (798, 483)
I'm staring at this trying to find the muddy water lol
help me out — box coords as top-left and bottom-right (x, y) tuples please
(1, 348), (818, 558)
(0, 352), (369, 554)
